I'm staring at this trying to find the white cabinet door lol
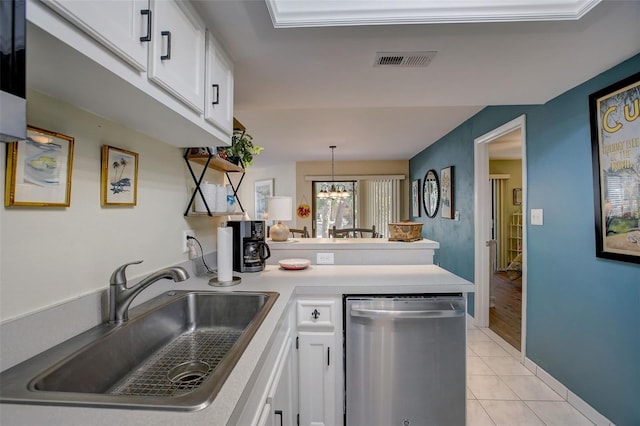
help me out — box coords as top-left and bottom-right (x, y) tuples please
(41, 0), (149, 71)
(148, 0), (205, 113)
(257, 403), (273, 426)
(298, 331), (336, 426)
(205, 31), (234, 137)
(270, 337), (297, 426)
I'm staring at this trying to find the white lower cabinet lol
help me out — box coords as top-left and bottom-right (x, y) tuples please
(296, 298), (343, 426)
(259, 333), (297, 426)
(233, 305), (298, 426)
(257, 403), (273, 426)
(234, 297), (343, 426)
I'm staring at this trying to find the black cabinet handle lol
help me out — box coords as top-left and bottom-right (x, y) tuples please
(327, 347), (330, 366)
(140, 9), (151, 42)
(212, 84), (220, 105)
(161, 31), (171, 60)
(274, 410), (283, 426)
(311, 309), (320, 320)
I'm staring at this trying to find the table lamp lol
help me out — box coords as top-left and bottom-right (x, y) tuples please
(268, 196), (293, 241)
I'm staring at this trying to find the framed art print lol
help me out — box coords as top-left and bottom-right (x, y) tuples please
(440, 166), (454, 219)
(411, 179), (421, 218)
(5, 126), (74, 207)
(254, 178), (273, 220)
(589, 71), (640, 264)
(101, 145), (138, 206)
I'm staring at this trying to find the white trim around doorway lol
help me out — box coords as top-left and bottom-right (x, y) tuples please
(474, 114), (528, 361)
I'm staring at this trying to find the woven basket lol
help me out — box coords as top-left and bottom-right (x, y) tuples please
(388, 222), (423, 242)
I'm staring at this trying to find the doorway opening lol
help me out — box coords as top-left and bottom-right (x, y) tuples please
(474, 115), (527, 358)
(488, 131), (523, 350)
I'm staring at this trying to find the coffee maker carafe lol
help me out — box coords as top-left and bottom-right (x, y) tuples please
(228, 221), (270, 272)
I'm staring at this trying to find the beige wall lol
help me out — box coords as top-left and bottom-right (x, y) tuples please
(296, 160), (410, 235)
(490, 159), (523, 218)
(0, 90), (221, 322)
(490, 159), (523, 267)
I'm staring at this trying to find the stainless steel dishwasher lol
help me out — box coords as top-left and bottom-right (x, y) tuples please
(345, 294), (466, 426)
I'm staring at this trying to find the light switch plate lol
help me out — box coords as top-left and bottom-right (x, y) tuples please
(531, 209), (543, 226)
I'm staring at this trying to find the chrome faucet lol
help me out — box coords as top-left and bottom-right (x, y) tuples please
(108, 260), (190, 324)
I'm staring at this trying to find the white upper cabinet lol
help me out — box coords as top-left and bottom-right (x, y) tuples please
(148, 0), (205, 114)
(41, 0), (149, 71)
(205, 31), (234, 137)
(31, 0), (233, 147)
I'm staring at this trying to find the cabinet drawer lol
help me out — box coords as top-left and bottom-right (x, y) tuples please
(296, 300), (336, 330)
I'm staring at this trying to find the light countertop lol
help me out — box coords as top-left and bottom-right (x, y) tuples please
(0, 264), (473, 426)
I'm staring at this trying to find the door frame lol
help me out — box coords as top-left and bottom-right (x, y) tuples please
(474, 114), (528, 358)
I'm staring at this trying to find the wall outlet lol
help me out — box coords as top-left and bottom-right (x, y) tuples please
(454, 211), (460, 221)
(183, 230), (195, 253)
(317, 252), (335, 265)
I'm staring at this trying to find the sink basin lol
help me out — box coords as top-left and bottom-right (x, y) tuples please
(0, 290), (278, 411)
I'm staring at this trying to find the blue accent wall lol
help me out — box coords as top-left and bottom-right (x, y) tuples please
(410, 54), (640, 424)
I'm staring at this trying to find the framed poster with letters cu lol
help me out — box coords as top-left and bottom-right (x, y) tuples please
(589, 71), (640, 264)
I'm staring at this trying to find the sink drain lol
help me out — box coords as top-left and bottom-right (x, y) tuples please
(167, 361), (211, 387)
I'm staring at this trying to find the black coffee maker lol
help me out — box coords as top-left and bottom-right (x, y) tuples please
(228, 221), (271, 272)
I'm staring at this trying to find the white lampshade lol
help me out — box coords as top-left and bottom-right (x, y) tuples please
(267, 196), (293, 221)
(267, 196), (293, 241)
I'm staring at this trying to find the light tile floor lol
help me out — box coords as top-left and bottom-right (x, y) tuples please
(466, 323), (594, 426)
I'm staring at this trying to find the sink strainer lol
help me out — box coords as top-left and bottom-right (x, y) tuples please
(111, 329), (243, 397)
(167, 361), (210, 385)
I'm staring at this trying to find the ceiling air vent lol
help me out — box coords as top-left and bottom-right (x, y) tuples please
(374, 51), (437, 68)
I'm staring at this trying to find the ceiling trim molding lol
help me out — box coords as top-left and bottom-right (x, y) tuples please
(265, 0), (602, 28)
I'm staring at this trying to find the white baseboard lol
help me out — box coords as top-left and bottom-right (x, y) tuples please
(524, 358), (615, 426)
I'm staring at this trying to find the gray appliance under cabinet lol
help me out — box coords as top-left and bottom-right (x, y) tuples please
(345, 294), (466, 426)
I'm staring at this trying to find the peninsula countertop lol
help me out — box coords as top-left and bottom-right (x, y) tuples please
(0, 264), (473, 426)
(266, 237), (439, 249)
(266, 238), (440, 265)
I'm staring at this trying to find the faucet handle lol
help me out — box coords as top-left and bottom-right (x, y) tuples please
(110, 260), (143, 286)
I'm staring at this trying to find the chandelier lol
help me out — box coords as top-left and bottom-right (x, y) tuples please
(317, 146), (350, 199)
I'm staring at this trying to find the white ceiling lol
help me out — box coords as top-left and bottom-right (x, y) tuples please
(194, 1), (640, 167)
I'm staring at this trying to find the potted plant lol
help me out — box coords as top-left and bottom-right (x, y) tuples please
(218, 130), (263, 167)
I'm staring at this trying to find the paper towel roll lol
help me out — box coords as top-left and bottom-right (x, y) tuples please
(217, 226), (233, 282)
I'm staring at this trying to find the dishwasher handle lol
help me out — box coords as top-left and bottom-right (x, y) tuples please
(351, 305), (465, 319)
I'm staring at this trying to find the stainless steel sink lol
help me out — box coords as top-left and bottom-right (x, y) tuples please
(0, 290), (278, 411)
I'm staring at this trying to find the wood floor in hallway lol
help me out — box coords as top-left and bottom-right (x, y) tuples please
(489, 271), (522, 350)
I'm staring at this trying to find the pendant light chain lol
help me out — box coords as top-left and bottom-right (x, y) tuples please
(331, 145), (336, 181)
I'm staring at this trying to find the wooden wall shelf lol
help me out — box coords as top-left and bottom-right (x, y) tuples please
(183, 148), (245, 216)
(186, 153), (244, 173)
